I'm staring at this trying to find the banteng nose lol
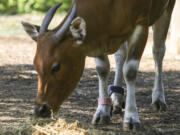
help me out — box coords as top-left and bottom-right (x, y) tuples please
(34, 104), (51, 118)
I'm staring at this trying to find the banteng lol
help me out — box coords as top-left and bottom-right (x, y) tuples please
(22, 0), (176, 131)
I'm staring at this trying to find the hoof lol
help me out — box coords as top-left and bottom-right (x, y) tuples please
(152, 100), (167, 112)
(92, 116), (110, 125)
(123, 122), (141, 131)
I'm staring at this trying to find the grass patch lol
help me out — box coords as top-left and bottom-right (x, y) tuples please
(0, 14), (65, 36)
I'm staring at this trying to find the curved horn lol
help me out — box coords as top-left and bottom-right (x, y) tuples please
(52, 3), (77, 42)
(40, 3), (62, 34)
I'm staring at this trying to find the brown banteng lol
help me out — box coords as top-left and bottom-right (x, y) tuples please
(22, 0), (176, 131)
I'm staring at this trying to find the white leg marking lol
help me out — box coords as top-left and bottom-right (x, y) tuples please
(111, 93), (124, 107)
(110, 42), (127, 113)
(95, 56), (109, 98)
(114, 42), (128, 86)
(151, 8), (173, 111)
(152, 45), (166, 104)
(123, 60), (140, 123)
(92, 56), (111, 124)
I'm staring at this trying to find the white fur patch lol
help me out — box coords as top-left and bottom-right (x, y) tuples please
(95, 104), (111, 116)
(123, 59), (140, 123)
(152, 45), (166, 104)
(70, 17), (86, 45)
(114, 42), (128, 86)
(95, 56), (110, 98)
(123, 60), (139, 76)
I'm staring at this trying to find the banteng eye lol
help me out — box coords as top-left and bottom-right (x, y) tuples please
(51, 63), (61, 73)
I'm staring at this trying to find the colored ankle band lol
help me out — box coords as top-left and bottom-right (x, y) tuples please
(108, 85), (124, 96)
(98, 97), (112, 106)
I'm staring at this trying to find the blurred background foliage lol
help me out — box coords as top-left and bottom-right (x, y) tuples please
(0, 0), (72, 14)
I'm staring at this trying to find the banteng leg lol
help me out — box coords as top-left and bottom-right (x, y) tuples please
(123, 25), (148, 131)
(92, 55), (111, 124)
(109, 42), (127, 114)
(152, 1), (175, 111)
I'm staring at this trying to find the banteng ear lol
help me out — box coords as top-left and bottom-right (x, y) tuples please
(69, 17), (86, 45)
(21, 21), (40, 41)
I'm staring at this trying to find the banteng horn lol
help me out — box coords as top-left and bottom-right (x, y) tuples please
(52, 3), (77, 42)
(40, 3), (63, 34)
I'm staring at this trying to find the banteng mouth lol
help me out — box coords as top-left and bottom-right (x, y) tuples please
(34, 104), (51, 118)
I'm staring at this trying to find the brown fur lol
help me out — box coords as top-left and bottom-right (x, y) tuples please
(23, 0), (175, 112)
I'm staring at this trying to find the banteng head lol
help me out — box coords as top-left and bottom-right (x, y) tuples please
(22, 2), (86, 117)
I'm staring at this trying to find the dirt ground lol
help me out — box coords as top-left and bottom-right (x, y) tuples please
(0, 35), (180, 135)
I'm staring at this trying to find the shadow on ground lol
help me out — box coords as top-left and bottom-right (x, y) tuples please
(0, 64), (180, 134)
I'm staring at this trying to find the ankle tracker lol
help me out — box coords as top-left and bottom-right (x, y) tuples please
(98, 97), (112, 106)
(108, 85), (124, 96)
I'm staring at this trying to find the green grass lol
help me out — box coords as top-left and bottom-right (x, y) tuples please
(0, 28), (24, 35)
(0, 14), (65, 36)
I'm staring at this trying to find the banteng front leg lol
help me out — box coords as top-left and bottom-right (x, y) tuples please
(123, 25), (148, 131)
(92, 55), (111, 125)
(109, 42), (127, 114)
(152, 1), (175, 112)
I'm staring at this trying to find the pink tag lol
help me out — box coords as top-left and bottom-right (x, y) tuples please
(98, 97), (112, 106)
